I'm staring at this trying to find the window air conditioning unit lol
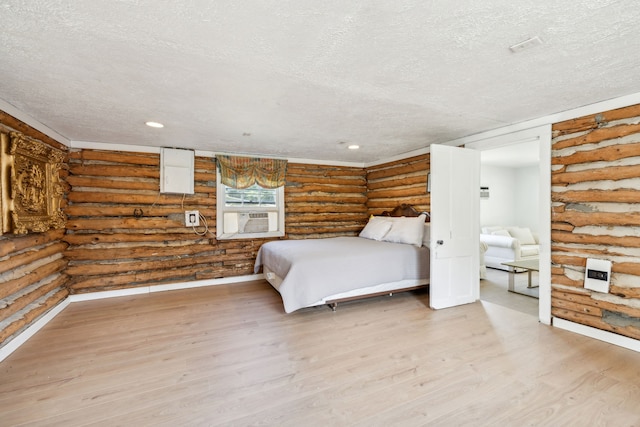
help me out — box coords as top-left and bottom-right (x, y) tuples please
(223, 212), (278, 234)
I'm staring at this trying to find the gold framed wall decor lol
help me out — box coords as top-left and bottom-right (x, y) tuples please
(1, 131), (66, 234)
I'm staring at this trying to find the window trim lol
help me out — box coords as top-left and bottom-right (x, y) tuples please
(216, 169), (285, 240)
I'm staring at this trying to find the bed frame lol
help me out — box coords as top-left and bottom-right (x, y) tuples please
(381, 203), (430, 221)
(325, 284), (427, 311)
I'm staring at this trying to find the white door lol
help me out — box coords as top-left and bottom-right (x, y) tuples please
(429, 144), (480, 309)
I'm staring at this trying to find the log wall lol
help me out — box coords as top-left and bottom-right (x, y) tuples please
(0, 112), (70, 349)
(285, 163), (367, 238)
(64, 151), (367, 293)
(366, 153), (430, 215)
(551, 103), (640, 340)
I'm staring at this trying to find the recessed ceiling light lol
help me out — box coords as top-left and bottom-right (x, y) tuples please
(145, 121), (164, 128)
(348, 144), (360, 150)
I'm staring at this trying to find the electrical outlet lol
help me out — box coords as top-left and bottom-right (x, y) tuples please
(185, 210), (200, 226)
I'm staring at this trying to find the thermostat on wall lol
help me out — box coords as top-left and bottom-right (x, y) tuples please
(584, 258), (612, 293)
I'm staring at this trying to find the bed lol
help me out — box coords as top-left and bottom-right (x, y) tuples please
(254, 205), (430, 313)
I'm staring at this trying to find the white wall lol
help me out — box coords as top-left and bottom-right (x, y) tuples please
(480, 165), (517, 227)
(514, 166), (539, 232)
(480, 165), (539, 233)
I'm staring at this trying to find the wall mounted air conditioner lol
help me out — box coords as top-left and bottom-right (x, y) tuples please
(223, 212), (278, 234)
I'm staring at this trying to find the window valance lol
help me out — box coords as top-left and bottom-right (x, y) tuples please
(216, 155), (287, 189)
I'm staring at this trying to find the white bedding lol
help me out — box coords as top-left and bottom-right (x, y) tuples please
(254, 236), (430, 313)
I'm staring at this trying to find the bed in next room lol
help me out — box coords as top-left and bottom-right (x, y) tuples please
(254, 205), (431, 313)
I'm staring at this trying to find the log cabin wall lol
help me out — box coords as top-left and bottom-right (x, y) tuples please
(65, 149), (227, 293)
(64, 151), (368, 294)
(0, 112), (70, 349)
(365, 153), (430, 216)
(551, 103), (640, 340)
(285, 163), (367, 238)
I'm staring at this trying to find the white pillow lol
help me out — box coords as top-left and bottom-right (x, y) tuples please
(422, 224), (431, 247)
(359, 216), (392, 241)
(509, 227), (536, 245)
(381, 214), (426, 247)
(492, 229), (511, 238)
(482, 226), (504, 234)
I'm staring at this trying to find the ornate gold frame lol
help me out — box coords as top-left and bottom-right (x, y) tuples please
(1, 131), (66, 234)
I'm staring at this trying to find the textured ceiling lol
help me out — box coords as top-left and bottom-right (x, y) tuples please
(1, 1), (640, 163)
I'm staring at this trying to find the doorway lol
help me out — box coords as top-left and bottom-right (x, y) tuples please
(478, 140), (540, 316)
(465, 125), (552, 325)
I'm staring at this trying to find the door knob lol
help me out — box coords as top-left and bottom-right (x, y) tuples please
(436, 240), (444, 245)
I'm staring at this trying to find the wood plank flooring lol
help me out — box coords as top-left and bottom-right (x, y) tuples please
(1, 280), (639, 426)
(480, 267), (539, 316)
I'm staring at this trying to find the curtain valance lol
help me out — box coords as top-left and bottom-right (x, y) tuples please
(216, 155), (287, 189)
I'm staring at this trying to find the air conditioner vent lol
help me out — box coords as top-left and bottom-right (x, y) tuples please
(240, 212), (269, 233)
(222, 211), (278, 235)
(248, 212), (268, 219)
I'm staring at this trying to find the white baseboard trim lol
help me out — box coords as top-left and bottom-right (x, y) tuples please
(149, 274), (264, 293)
(68, 274), (264, 302)
(1, 274), (266, 362)
(0, 298), (71, 363)
(68, 286), (150, 302)
(553, 317), (640, 353)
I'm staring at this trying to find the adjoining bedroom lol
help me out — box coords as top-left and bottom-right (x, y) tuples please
(2, 1), (640, 425)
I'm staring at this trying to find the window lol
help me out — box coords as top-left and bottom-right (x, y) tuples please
(224, 185), (276, 208)
(216, 169), (285, 240)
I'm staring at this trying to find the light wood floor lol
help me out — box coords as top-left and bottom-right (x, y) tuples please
(2, 280), (640, 426)
(480, 267), (539, 317)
